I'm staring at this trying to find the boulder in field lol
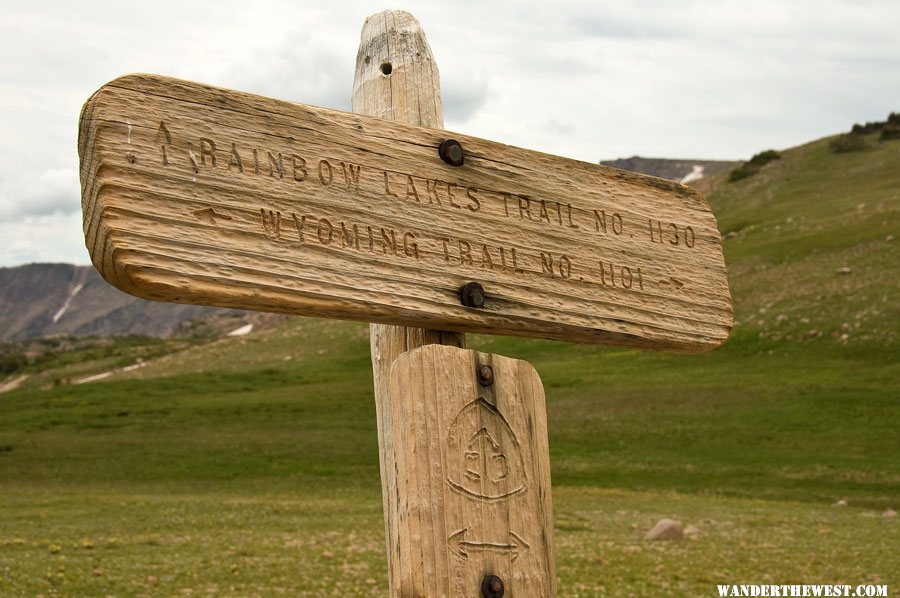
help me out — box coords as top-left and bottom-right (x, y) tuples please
(645, 518), (684, 540)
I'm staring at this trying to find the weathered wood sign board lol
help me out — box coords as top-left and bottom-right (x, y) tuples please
(388, 345), (555, 596)
(79, 74), (732, 352)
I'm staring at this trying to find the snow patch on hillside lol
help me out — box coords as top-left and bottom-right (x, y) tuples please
(52, 283), (84, 323)
(227, 324), (254, 337)
(679, 165), (705, 185)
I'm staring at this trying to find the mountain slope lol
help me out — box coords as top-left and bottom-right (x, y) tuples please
(0, 264), (241, 340)
(600, 156), (738, 184)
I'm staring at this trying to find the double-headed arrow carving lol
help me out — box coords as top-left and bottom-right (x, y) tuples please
(448, 529), (529, 562)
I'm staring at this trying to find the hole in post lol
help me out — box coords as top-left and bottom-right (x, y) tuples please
(380, 62), (393, 76)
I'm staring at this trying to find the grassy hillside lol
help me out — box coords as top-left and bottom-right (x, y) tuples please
(714, 134), (898, 351)
(0, 134), (898, 595)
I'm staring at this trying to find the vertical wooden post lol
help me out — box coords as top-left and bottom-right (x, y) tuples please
(353, 11), (555, 596)
(352, 7), (467, 592)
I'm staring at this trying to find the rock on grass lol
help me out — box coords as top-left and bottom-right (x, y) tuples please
(645, 519), (684, 540)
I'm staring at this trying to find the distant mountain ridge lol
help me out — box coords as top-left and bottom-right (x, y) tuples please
(0, 263), (242, 341)
(600, 156), (738, 184)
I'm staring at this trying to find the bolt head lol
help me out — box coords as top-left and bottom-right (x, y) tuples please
(477, 365), (494, 387)
(481, 575), (505, 597)
(459, 282), (485, 308)
(439, 139), (465, 166)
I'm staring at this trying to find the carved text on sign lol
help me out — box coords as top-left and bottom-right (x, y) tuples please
(151, 122), (696, 251)
(144, 122), (679, 292)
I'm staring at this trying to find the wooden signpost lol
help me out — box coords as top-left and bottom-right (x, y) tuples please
(78, 10), (732, 597)
(79, 68), (730, 352)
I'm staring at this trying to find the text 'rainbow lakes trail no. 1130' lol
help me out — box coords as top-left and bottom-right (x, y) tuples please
(78, 74), (731, 352)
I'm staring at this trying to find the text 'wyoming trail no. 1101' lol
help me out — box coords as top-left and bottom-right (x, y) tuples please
(79, 73), (731, 352)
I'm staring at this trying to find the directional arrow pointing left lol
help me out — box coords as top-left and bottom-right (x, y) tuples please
(191, 207), (232, 225)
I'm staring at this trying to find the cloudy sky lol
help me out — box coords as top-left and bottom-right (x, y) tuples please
(1, 0), (898, 267)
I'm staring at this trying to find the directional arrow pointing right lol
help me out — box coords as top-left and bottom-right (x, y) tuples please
(657, 276), (685, 290)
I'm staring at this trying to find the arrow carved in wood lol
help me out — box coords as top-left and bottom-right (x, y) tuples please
(657, 277), (685, 290)
(449, 529), (529, 561)
(191, 207), (232, 225)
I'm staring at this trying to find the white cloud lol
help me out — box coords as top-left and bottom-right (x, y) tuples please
(0, 211), (89, 266)
(1, 0), (899, 266)
(1, 168), (80, 219)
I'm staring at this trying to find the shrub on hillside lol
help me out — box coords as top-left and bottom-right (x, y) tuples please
(851, 121), (883, 135)
(830, 133), (869, 153)
(729, 149), (781, 182)
(0, 348), (27, 375)
(879, 124), (900, 141)
(749, 149), (781, 164)
(729, 168), (752, 182)
(849, 112), (899, 137)
(876, 112), (900, 140)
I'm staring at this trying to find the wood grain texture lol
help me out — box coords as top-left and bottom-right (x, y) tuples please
(77, 59), (731, 352)
(389, 345), (556, 596)
(354, 12), (468, 597)
(353, 10), (443, 129)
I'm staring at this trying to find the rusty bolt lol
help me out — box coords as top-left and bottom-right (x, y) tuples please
(438, 138), (465, 166)
(477, 365), (494, 387)
(481, 575), (504, 598)
(459, 282), (485, 308)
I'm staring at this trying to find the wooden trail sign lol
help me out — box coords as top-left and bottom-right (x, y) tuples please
(76, 9), (734, 597)
(79, 79), (731, 353)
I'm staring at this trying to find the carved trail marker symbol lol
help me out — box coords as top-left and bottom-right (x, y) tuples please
(446, 397), (526, 501)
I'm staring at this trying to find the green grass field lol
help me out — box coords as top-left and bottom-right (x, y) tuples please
(1, 134), (898, 595)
